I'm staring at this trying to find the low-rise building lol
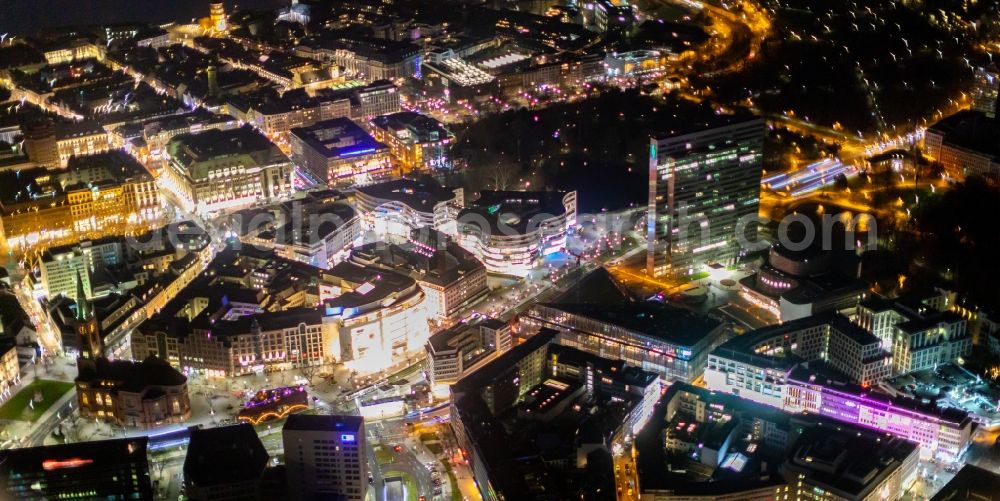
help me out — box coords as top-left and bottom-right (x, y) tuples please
(0, 152), (161, 254)
(289, 118), (391, 186)
(111, 109), (240, 157)
(295, 33), (421, 82)
(781, 423), (918, 501)
(457, 190), (577, 277)
(349, 229), (488, 320)
(783, 364), (974, 462)
(704, 311), (974, 461)
(705, 312), (893, 407)
(0, 339), (21, 405)
(739, 244), (867, 321)
(235, 198), (360, 268)
(924, 110), (1000, 181)
(855, 292), (972, 374)
(634, 382), (919, 501)
(75, 355), (191, 428)
(450, 329), (660, 500)
(132, 248), (330, 377)
(527, 268), (728, 383)
(163, 126), (293, 214)
(426, 317), (510, 393)
(227, 87), (353, 137)
(370, 112), (454, 173)
(354, 178), (464, 241)
(55, 120), (109, 166)
(321, 261), (430, 374)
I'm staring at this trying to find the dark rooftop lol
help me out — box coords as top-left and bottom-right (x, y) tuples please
(784, 425), (917, 499)
(355, 178), (459, 212)
(458, 190), (572, 235)
(76, 355), (187, 393)
(283, 414), (363, 433)
(184, 424), (269, 489)
(930, 464), (1000, 501)
(290, 118), (387, 160)
(927, 110), (1000, 160)
(542, 300), (722, 349)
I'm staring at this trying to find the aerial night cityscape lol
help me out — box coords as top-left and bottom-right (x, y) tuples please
(3, 1), (1000, 501)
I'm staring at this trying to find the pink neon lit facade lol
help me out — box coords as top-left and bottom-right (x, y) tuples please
(783, 374), (973, 461)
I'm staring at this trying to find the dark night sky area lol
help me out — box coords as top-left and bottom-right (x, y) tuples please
(0, 0), (288, 35)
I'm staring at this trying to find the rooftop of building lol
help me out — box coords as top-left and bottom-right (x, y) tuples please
(54, 120), (105, 139)
(139, 246), (323, 339)
(895, 309), (966, 334)
(458, 190), (572, 235)
(788, 362), (972, 424)
(169, 125), (280, 163)
(927, 109), (1000, 159)
(183, 424), (269, 489)
(0, 437), (150, 475)
(290, 117), (387, 159)
(427, 316), (506, 354)
(648, 105), (763, 141)
(299, 30), (420, 62)
(370, 111), (454, 143)
(354, 178), (459, 212)
(541, 298), (722, 349)
(262, 201), (357, 246)
(550, 266), (634, 305)
(450, 328), (653, 500)
(636, 381), (790, 492)
(930, 464), (1000, 501)
(113, 108), (237, 140)
(322, 260), (418, 311)
(709, 313), (842, 370)
(881, 362), (1000, 428)
(350, 234), (485, 288)
(251, 307), (324, 332)
(76, 355), (187, 393)
(784, 424), (917, 498)
(283, 413), (363, 433)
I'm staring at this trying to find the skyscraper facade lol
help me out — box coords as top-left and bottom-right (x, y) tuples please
(972, 64), (1000, 119)
(647, 116), (766, 277)
(282, 414), (368, 501)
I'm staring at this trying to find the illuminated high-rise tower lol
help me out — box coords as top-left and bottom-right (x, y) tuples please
(210, 2), (227, 33)
(647, 115), (766, 277)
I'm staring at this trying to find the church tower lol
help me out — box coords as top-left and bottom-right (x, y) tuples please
(210, 2), (228, 33)
(74, 270), (102, 363)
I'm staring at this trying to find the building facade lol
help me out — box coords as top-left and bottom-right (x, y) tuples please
(0, 438), (153, 500)
(354, 179), (464, 241)
(370, 111), (455, 173)
(163, 126), (293, 214)
(282, 414), (368, 501)
(289, 118), (391, 186)
(456, 190), (577, 277)
(647, 117), (766, 276)
(75, 356), (192, 428)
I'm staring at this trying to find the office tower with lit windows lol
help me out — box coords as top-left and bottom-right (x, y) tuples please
(283, 414), (368, 501)
(972, 64), (1000, 119)
(646, 115), (766, 277)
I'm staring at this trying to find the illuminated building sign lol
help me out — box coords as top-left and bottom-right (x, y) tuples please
(338, 147), (377, 158)
(341, 433), (356, 443)
(42, 458), (94, 470)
